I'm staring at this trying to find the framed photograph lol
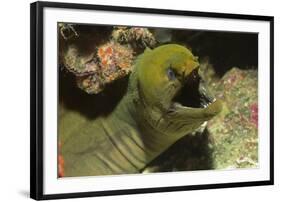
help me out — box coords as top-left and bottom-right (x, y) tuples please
(30, 1), (274, 200)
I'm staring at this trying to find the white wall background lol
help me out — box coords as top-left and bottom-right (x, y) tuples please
(0, 0), (279, 201)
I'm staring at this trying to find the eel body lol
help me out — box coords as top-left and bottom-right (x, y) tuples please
(60, 44), (222, 177)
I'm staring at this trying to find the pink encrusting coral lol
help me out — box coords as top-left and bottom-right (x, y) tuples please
(58, 142), (65, 177)
(250, 103), (258, 127)
(97, 41), (134, 82)
(75, 41), (134, 94)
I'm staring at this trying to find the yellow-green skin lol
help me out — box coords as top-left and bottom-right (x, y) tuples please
(60, 44), (222, 177)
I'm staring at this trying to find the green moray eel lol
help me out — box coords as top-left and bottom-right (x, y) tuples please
(60, 44), (222, 177)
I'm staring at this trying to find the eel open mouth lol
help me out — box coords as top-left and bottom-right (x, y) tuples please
(171, 68), (215, 109)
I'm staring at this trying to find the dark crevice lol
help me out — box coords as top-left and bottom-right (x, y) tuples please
(172, 69), (213, 108)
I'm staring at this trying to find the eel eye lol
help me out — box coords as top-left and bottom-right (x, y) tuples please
(167, 67), (176, 80)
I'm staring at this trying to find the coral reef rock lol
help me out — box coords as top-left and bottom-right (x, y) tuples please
(112, 26), (156, 49)
(63, 41), (134, 94)
(207, 67), (258, 169)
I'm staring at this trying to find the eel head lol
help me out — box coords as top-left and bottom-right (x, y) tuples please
(135, 44), (222, 136)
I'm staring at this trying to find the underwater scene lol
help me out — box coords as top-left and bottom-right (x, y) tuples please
(58, 23), (258, 177)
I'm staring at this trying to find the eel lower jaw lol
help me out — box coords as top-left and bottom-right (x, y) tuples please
(169, 97), (218, 115)
(171, 98), (216, 110)
(167, 99), (222, 121)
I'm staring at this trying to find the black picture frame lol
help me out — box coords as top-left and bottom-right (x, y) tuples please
(30, 1), (274, 200)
